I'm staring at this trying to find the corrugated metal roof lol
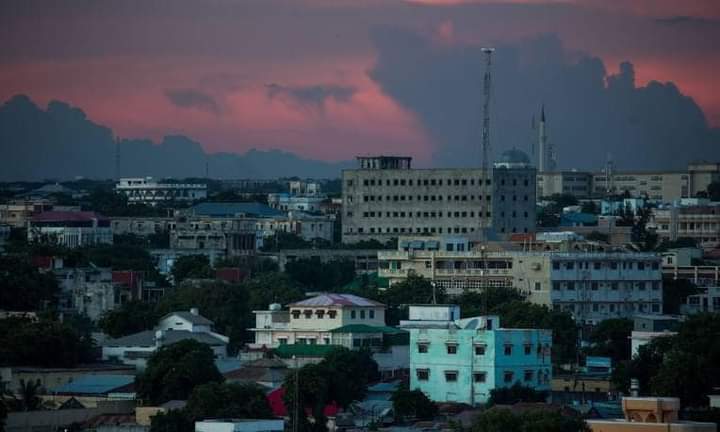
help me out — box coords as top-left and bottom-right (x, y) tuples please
(50, 374), (135, 395)
(102, 329), (226, 347)
(160, 311), (213, 326)
(290, 294), (384, 307)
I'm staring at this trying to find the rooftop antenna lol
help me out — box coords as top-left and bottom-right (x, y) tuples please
(114, 136), (121, 180)
(481, 47), (495, 233)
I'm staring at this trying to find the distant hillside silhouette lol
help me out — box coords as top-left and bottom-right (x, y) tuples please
(0, 95), (351, 181)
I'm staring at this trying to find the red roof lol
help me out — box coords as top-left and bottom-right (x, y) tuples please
(31, 211), (107, 222)
(267, 387), (339, 417)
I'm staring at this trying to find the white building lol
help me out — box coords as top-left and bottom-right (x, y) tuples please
(684, 287), (720, 314)
(102, 308), (229, 370)
(28, 211), (113, 247)
(55, 266), (126, 321)
(255, 212), (335, 243)
(116, 177), (207, 205)
(249, 294), (386, 348)
(650, 201), (720, 250)
(401, 305), (552, 405)
(267, 194), (325, 213)
(379, 238), (663, 324)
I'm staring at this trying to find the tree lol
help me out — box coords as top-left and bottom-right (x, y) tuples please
(0, 256), (59, 311)
(585, 318), (633, 363)
(321, 348), (379, 408)
(283, 363), (331, 432)
(581, 201), (598, 214)
(585, 231), (609, 243)
(16, 379), (41, 411)
(390, 385), (437, 422)
(136, 339), (223, 405)
(261, 232), (312, 251)
(455, 288), (524, 318)
(185, 382), (273, 420)
(149, 409), (193, 432)
(98, 301), (159, 338)
(708, 181), (720, 201)
(0, 318), (95, 367)
(0, 396), (6, 432)
(285, 258), (355, 292)
(171, 255), (214, 283)
(487, 383), (547, 406)
(380, 275), (445, 325)
(631, 207), (658, 251)
(662, 277), (700, 315)
(471, 409), (589, 432)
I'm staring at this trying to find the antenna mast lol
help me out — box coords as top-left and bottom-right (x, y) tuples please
(481, 47), (495, 231)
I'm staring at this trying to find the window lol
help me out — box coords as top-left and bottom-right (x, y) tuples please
(417, 369), (429, 381)
(566, 262), (574, 270)
(652, 281), (660, 291)
(524, 370), (534, 382)
(504, 371), (514, 383)
(591, 282), (599, 291)
(447, 344), (458, 354)
(418, 343), (429, 353)
(567, 282), (575, 290)
(473, 372), (486, 383)
(553, 262), (560, 270)
(611, 282), (618, 290)
(369, 310), (375, 319)
(445, 371), (458, 382)
(534, 282), (542, 291)
(303, 310), (312, 319)
(594, 262), (602, 270)
(316, 310), (325, 318)
(328, 310), (337, 319)
(351, 310), (357, 319)
(553, 282), (561, 291)
(638, 262), (645, 270)
(278, 338), (288, 345)
(504, 344), (513, 355)
(475, 344), (486, 355)
(291, 310), (301, 319)
(524, 344), (532, 355)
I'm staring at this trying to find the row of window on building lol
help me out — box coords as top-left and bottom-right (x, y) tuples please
(350, 178), (492, 188)
(416, 368), (550, 385)
(359, 210), (488, 219)
(289, 309), (376, 320)
(417, 341), (549, 356)
(551, 280), (661, 291)
(552, 260), (660, 271)
(358, 194), (494, 203)
(355, 226), (478, 234)
(553, 302), (661, 314)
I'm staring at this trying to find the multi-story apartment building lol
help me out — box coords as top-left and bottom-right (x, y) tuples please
(115, 177), (207, 205)
(110, 217), (175, 237)
(170, 218), (257, 256)
(650, 201), (720, 250)
(537, 161), (720, 202)
(401, 305), (552, 405)
(55, 266), (120, 320)
(537, 171), (593, 198)
(255, 212), (335, 243)
(342, 153), (536, 243)
(379, 237), (663, 324)
(684, 287), (720, 314)
(28, 211), (113, 247)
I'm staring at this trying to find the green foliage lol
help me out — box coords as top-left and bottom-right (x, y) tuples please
(656, 237), (698, 251)
(707, 181), (720, 201)
(136, 339), (223, 405)
(285, 258), (355, 291)
(156, 280), (251, 353)
(261, 232), (313, 251)
(98, 301), (160, 338)
(585, 318), (633, 363)
(149, 409), (193, 432)
(213, 256), (279, 276)
(487, 383), (547, 406)
(15, 379), (42, 411)
(471, 409), (589, 432)
(548, 194), (579, 208)
(283, 348), (380, 431)
(185, 382), (273, 420)
(171, 255), (214, 283)
(455, 288), (524, 318)
(585, 231), (609, 243)
(614, 313), (720, 408)
(379, 275), (445, 325)
(662, 277), (700, 314)
(391, 384), (438, 421)
(0, 256), (59, 311)
(0, 318), (95, 367)
(491, 301), (578, 365)
(580, 201), (598, 214)
(631, 207), (658, 251)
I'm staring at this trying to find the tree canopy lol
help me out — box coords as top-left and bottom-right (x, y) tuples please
(285, 258), (355, 292)
(185, 382), (274, 420)
(470, 408), (589, 432)
(390, 384), (437, 422)
(171, 255), (214, 283)
(98, 301), (160, 338)
(0, 256), (58, 311)
(0, 318), (95, 368)
(136, 339), (223, 405)
(487, 383), (548, 406)
(584, 318), (633, 364)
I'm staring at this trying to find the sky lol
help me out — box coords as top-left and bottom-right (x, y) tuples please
(1, 0), (719, 169)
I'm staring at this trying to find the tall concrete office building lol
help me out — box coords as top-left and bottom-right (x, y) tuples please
(341, 152), (536, 243)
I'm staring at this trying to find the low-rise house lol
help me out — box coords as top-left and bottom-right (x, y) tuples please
(683, 286), (720, 314)
(630, 314), (682, 357)
(0, 364), (135, 397)
(401, 305), (552, 405)
(102, 308), (229, 370)
(0, 199), (53, 228)
(44, 374), (136, 408)
(28, 211), (113, 247)
(223, 358), (288, 390)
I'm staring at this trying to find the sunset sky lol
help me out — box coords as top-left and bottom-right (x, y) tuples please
(1, 0), (718, 167)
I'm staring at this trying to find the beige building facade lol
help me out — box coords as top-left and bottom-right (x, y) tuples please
(587, 397), (716, 432)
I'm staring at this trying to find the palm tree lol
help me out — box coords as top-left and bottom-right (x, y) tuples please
(17, 380), (41, 411)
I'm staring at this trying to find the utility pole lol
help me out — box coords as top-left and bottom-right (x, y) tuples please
(481, 47), (495, 233)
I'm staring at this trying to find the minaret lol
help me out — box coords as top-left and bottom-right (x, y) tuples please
(538, 105), (547, 172)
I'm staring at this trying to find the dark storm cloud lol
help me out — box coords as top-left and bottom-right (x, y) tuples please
(368, 29), (720, 170)
(164, 89), (220, 115)
(0, 95), (350, 180)
(266, 83), (357, 112)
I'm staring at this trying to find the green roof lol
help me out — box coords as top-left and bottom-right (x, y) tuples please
(274, 344), (341, 359)
(329, 324), (408, 335)
(341, 272), (389, 291)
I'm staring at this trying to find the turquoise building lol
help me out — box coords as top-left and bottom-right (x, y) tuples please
(400, 305), (552, 405)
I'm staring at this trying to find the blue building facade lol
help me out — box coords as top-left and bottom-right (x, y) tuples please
(401, 305), (552, 405)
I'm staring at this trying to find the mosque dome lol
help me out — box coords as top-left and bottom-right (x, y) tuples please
(496, 148), (531, 167)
